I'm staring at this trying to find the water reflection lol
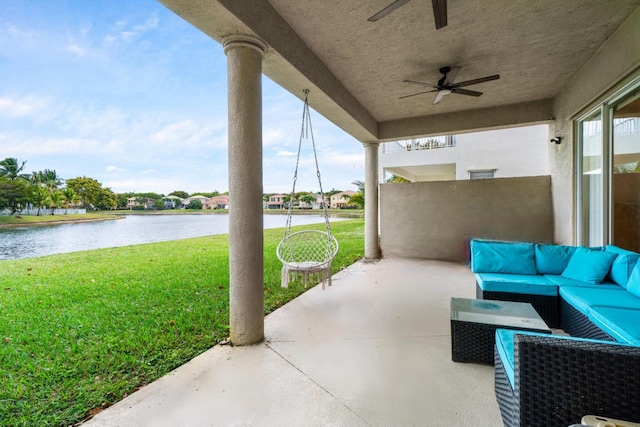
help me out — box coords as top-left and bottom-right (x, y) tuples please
(0, 213), (353, 260)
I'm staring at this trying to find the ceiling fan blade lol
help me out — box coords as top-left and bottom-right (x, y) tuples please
(403, 79), (438, 89)
(452, 88), (483, 97)
(368, 0), (411, 22)
(432, 0), (447, 29)
(433, 91), (447, 104)
(441, 66), (460, 86)
(453, 74), (500, 88)
(399, 89), (437, 99)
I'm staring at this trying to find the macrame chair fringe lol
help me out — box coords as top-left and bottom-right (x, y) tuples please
(276, 90), (338, 289)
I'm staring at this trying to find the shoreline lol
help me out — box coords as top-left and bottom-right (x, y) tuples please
(0, 215), (124, 229)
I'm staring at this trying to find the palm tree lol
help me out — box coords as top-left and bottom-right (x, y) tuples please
(348, 192), (365, 209)
(31, 185), (49, 216)
(48, 190), (64, 215)
(0, 157), (30, 181)
(32, 169), (62, 190)
(351, 180), (365, 193)
(386, 174), (410, 183)
(61, 187), (78, 214)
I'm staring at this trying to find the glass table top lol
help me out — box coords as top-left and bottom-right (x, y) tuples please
(450, 297), (551, 330)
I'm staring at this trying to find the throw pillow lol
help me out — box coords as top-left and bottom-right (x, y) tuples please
(562, 247), (618, 284)
(605, 245), (640, 288)
(627, 261), (640, 298)
(534, 244), (577, 275)
(470, 239), (536, 275)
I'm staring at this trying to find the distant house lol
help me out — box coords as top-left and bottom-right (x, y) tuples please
(294, 193), (324, 209)
(127, 196), (157, 210)
(210, 195), (229, 209)
(163, 195), (184, 209)
(184, 195), (214, 209)
(330, 190), (357, 209)
(126, 197), (137, 209)
(266, 194), (286, 209)
(314, 193), (329, 209)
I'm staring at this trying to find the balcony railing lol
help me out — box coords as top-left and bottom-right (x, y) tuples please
(583, 117), (640, 138)
(382, 135), (456, 153)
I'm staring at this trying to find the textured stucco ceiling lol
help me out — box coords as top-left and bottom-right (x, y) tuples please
(159, 0), (640, 141)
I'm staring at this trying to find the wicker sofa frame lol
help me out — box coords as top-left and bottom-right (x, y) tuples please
(494, 334), (640, 427)
(559, 298), (616, 341)
(476, 283), (559, 328)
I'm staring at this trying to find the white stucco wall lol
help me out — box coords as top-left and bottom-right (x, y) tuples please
(379, 124), (549, 182)
(454, 125), (548, 179)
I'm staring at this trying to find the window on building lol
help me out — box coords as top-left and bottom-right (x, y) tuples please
(469, 169), (496, 180)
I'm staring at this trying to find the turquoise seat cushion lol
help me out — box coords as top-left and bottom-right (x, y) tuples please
(626, 261), (640, 298)
(470, 239), (536, 275)
(544, 274), (621, 290)
(495, 329), (632, 389)
(605, 245), (640, 288)
(559, 285), (636, 314)
(475, 273), (557, 296)
(534, 244), (577, 275)
(562, 247), (618, 284)
(587, 306), (640, 345)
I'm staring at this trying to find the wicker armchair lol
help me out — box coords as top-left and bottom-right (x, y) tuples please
(495, 334), (640, 427)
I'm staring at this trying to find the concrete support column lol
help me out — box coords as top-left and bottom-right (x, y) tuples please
(224, 35), (267, 345)
(363, 142), (381, 259)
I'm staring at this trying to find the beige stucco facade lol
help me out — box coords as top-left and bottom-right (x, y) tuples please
(380, 176), (553, 261)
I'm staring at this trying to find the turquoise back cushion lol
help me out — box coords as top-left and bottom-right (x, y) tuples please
(562, 247), (618, 284)
(534, 244), (577, 274)
(627, 262), (640, 298)
(605, 245), (640, 288)
(470, 239), (536, 275)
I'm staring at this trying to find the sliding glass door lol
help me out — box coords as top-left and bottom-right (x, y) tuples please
(577, 80), (640, 249)
(578, 110), (604, 246)
(612, 94), (640, 251)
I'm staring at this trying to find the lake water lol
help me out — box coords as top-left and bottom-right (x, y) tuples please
(0, 213), (351, 261)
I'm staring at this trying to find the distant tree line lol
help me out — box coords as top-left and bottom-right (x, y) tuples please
(1, 156), (370, 214)
(0, 157), (118, 215)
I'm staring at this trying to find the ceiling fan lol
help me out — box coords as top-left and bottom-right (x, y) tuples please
(368, 0), (448, 30)
(400, 66), (500, 105)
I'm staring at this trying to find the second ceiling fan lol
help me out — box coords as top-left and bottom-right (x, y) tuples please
(400, 66), (501, 105)
(368, 0), (448, 29)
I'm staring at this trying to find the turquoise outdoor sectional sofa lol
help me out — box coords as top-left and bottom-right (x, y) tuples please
(470, 239), (640, 426)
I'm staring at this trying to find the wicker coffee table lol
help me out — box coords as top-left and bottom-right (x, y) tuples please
(451, 297), (551, 365)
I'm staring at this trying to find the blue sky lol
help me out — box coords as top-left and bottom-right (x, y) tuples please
(0, 0), (364, 194)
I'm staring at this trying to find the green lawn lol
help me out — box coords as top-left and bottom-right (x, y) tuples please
(0, 220), (364, 426)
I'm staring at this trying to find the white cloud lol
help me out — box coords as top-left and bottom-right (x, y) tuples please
(11, 137), (102, 156)
(67, 44), (86, 56)
(263, 128), (288, 146)
(105, 165), (123, 173)
(0, 96), (45, 118)
(104, 13), (159, 45)
(276, 150), (296, 157)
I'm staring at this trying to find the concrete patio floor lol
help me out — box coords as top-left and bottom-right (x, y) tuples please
(86, 258), (502, 426)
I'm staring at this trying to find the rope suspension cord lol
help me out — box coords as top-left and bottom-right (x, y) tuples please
(277, 89), (338, 289)
(283, 89), (332, 240)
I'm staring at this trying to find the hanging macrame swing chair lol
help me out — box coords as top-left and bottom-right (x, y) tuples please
(276, 90), (339, 290)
